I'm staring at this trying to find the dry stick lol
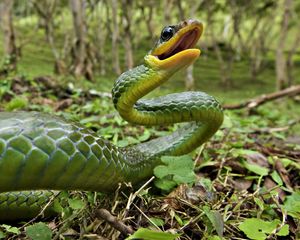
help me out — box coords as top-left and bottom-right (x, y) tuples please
(96, 177), (155, 236)
(132, 203), (161, 231)
(124, 176), (155, 216)
(252, 118), (300, 134)
(95, 209), (134, 236)
(223, 85), (300, 110)
(266, 195), (288, 240)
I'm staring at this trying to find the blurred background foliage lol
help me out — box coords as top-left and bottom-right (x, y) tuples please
(0, 0), (299, 103)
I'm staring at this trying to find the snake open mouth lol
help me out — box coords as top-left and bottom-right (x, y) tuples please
(157, 28), (202, 60)
(149, 20), (203, 62)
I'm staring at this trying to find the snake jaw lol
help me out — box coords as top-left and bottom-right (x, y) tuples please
(145, 49), (200, 71)
(146, 20), (203, 70)
(156, 27), (202, 60)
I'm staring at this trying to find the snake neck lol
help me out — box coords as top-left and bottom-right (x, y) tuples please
(112, 63), (173, 122)
(112, 62), (224, 179)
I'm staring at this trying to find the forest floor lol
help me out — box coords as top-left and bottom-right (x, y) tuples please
(0, 23), (300, 240)
(0, 65), (299, 240)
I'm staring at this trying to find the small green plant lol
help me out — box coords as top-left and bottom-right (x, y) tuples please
(126, 228), (180, 240)
(0, 224), (20, 239)
(283, 191), (300, 218)
(153, 155), (196, 191)
(238, 218), (289, 240)
(5, 96), (28, 111)
(25, 222), (52, 240)
(0, 79), (12, 100)
(202, 206), (224, 238)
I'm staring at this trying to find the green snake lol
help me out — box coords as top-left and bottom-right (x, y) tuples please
(0, 20), (223, 221)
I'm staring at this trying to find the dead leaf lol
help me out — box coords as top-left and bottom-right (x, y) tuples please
(228, 177), (252, 191)
(275, 159), (292, 190)
(164, 184), (187, 209)
(55, 98), (73, 111)
(264, 177), (285, 201)
(225, 159), (247, 174)
(245, 152), (269, 168)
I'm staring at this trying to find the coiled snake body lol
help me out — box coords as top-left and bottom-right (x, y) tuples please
(0, 20), (223, 221)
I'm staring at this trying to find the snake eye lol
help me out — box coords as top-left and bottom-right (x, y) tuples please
(160, 26), (175, 41)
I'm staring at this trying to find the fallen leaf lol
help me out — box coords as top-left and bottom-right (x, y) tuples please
(275, 159), (292, 190)
(228, 177), (252, 191)
(264, 177), (285, 201)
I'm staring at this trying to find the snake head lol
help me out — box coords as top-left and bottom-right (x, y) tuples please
(145, 19), (203, 71)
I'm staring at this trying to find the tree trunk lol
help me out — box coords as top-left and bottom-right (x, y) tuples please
(111, 0), (121, 75)
(69, 0), (93, 80)
(249, 13), (276, 81)
(0, 0), (18, 71)
(286, 26), (300, 86)
(276, 0), (292, 90)
(95, 1), (107, 76)
(121, 0), (134, 70)
(176, 0), (201, 90)
(164, 0), (174, 24)
(32, 0), (66, 74)
(185, 66), (195, 91)
(249, 37), (264, 82)
(176, 0), (185, 20)
(230, 6), (245, 53)
(207, 11), (232, 88)
(140, 1), (155, 40)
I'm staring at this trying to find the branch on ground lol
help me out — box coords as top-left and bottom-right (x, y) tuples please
(223, 85), (300, 110)
(95, 208), (134, 236)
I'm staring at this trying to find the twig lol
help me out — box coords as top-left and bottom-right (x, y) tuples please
(53, 208), (86, 240)
(266, 195), (288, 239)
(223, 85), (300, 110)
(252, 119), (300, 134)
(124, 176), (155, 217)
(132, 203), (161, 231)
(178, 212), (205, 232)
(95, 208), (134, 236)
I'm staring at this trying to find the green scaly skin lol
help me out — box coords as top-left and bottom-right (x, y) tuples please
(0, 20), (223, 221)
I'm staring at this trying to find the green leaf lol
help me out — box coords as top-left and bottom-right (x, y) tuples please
(221, 114), (233, 128)
(241, 160), (269, 176)
(283, 191), (300, 218)
(277, 224), (289, 236)
(149, 218), (165, 227)
(207, 236), (222, 240)
(0, 231), (6, 239)
(26, 222), (52, 240)
(5, 96), (28, 111)
(232, 149), (258, 157)
(174, 213), (183, 226)
(280, 158), (300, 169)
(270, 171), (283, 186)
(239, 218), (289, 240)
(126, 228), (180, 240)
(68, 198), (85, 210)
(154, 178), (177, 192)
(138, 129), (151, 142)
(203, 206), (224, 237)
(254, 197), (264, 211)
(52, 199), (63, 213)
(1, 224), (20, 234)
(153, 155), (196, 191)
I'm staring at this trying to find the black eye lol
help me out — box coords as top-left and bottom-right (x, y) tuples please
(160, 26), (174, 41)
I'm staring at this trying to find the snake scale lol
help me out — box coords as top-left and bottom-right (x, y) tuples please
(0, 20), (223, 221)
